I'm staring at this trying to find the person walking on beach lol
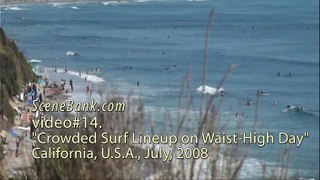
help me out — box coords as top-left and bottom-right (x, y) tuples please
(15, 137), (20, 157)
(70, 79), (73, 92)
(39, 92), (43, 103)
(86, 85), (90, 93)
(32, 84), (37, 101)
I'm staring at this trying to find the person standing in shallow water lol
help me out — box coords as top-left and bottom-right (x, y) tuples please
(86, 85), (90, 93)
(70, 79), (73, 92)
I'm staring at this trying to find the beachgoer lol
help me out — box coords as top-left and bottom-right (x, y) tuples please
(84, 76), (87, 82)
(16, 137), (20, 157)
(32, 84), (37, 100)
(54, 65), (57, 72)
(247, 100), (253, 106)
(1, 136), (7, 145)
(30, 120), (35, 139)
(70, 79), (73, 92)
(86, 85), (90, 93)
(137, 81), (140, 87)
(39, 93), (43, 103)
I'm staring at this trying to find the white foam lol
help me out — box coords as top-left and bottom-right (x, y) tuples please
(187, 0), (206, 1)
(4, 7), (24, 11)
(196, 85), (224, 95)
(66, 51), (79, 56)
(71, 6), (79, 10)
(48, 68), (105, 83)
(102, 1), (120, 6)
(50, 2), (68, 7)
(133, 0), (153, 3)
(67, 70), (105, 83)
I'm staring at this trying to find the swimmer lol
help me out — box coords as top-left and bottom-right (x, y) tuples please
(220, 90), (225, 96)
(247, 100), (253, 106)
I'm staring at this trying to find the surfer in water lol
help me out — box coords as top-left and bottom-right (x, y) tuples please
(220, 90), (225, 96)
(283, 105), (303, 112)
(247, 99), (253, 106)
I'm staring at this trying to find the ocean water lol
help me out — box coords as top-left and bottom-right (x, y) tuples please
(1, 0), (319, 178)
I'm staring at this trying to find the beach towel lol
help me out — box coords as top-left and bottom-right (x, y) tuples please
(17, 126), (31, 131)
(9, 128), (17, 138)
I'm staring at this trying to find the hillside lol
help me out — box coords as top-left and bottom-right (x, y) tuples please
(0, 27), (36, 127)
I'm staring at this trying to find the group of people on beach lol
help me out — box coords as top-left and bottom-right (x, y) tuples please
(2, 81), (46, 157)
(53, 64), (101, 95)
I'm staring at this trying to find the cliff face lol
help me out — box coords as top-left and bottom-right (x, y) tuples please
(0, 27), (36, 126)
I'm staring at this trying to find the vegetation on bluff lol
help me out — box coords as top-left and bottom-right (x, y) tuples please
(0, 27), (36, 127)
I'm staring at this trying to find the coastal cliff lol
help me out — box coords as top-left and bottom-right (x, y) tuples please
(0, 27), (36, 127)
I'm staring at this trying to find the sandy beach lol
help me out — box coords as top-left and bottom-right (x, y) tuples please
(0, 77), (69, 179)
